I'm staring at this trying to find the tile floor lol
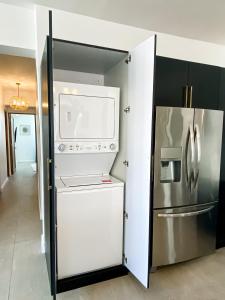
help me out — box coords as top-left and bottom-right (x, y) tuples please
(1, 163), (225, 299)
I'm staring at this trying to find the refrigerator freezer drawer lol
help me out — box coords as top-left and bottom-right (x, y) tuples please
(152, 203), (217, 267)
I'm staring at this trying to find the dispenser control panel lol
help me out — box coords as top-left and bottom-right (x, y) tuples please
(160, 147), (182, 183)
(55, 142), (118, 154)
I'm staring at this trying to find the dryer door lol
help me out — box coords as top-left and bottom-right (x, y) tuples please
(59, 94), (115, 139)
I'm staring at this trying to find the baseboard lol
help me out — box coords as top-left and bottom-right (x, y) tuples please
(57, 265), (128, 294)
(1, 177), (8, 190)
(216, 239), (225, 249)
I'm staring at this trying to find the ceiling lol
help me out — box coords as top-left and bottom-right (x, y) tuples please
(0, 54), (36, 91)
(2, 0), (225, 46)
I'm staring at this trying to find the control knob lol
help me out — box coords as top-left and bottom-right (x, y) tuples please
(110, 143), (116, 150)
(58, 144), (66, 152)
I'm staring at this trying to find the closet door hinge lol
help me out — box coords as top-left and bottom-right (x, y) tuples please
(123, 254), (128, 264)
(125, 54), (131, 64)
(47, 158), (53, 190)
(123, 106), (130, 113)
(124, 211), (128, 220)
(151, 155), (154, 181)
(123, 160), (129, 167)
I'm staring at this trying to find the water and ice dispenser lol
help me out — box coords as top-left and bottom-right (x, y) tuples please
(160, 147), (182, 183)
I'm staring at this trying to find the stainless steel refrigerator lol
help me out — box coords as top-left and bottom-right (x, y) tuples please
(152, 106), (224, 267)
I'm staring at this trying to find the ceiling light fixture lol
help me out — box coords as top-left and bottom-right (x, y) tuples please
(9, 82), (29, 111)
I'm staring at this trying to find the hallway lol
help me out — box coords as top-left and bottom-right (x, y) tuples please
(0, 163), (50, 300)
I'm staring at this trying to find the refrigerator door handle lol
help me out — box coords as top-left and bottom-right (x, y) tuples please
(185, 125), (195, 190)
(193, 124), (201, 188)
(189, 86), (193, 108)
(184, 85), (189, 108)
(157, 205), (215, 218)
(190, 125), (195, 164)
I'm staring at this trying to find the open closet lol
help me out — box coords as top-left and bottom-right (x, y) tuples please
(41, 11), (156, 297)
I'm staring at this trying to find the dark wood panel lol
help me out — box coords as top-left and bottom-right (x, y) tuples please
(188, 62), (221, 110)
(41, 34), (57, 295)
(154, 56), (188, 107)
(217, 68), (225, 248)
(57, 265), (128, 294)
(217, 198), (225, 248)
(41, 37), (51, 291)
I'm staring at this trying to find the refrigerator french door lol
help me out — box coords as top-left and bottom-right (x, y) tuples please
(152, 106), (223, 267)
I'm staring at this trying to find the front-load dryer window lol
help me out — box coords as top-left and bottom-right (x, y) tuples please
(59, 94), (115, 139)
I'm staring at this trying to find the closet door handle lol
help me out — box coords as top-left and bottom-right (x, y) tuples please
(189, 85), (193, 108)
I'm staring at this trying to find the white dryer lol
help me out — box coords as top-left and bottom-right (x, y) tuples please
(53, 81), (120, 177)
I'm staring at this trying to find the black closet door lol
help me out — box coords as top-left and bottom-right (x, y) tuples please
(154, 56), (188, 107)
(217, 68), (225, 248)
(188, 62), (221, 110)
(41, 11), (57, 298)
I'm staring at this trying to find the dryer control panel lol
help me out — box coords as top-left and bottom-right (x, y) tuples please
(55, 142), (118, 154)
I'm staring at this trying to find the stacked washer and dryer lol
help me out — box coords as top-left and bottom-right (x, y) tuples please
(54, 81), (124, 279)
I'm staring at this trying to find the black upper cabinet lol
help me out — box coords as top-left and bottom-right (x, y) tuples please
(219, 68), (225, 110)
(188, 63), (221, 110)
(155, 56), (221, 110)
(154, 56), (188, 107)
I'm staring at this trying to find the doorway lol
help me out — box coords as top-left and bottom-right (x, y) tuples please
(5, 110), (37, 176)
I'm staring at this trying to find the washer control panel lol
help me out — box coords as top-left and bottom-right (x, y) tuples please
(55, 142), (118, 153)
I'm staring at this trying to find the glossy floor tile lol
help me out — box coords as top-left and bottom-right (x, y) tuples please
(1, 163), (225, 299)
(0, 163), (45, 300)
(0, 243), (14, 300)
(9, 239), (51, 300)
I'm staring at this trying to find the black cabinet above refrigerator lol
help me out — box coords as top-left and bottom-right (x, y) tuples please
(155, 56), (222, 110)
(188, 62), (221, 110)
(154, 57), (188, 108)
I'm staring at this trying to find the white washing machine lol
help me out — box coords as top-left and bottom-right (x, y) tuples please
(56, 175), (124, 279)
(54, 82), (124, 279)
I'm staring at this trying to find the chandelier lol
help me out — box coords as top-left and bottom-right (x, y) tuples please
(9, 82), (29, 111)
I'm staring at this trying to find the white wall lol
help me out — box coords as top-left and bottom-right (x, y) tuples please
(0, 3), (224, 68)
(0, 85), (8, 190)
(35, 5), (225, 68)
(0, 3), (35, 52)
(12, 114), (36, 163)
(157, 33), (225, 67)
